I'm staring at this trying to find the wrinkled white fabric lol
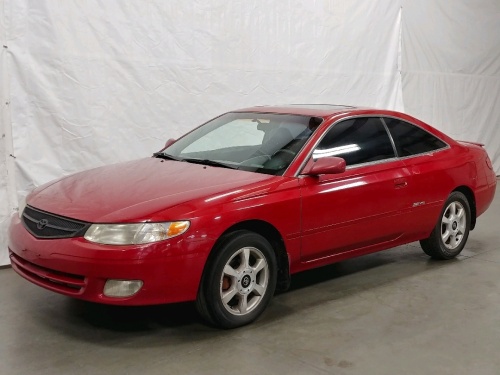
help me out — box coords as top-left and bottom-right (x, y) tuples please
(402, 0), (500, 173)
(3, 1), (499, 268)
(1, 0), (402, 265)
(0, 0), (488, 264)
(3, 1), (500, 267)
(1, 2), (15, 266)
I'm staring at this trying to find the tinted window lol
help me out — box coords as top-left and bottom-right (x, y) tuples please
(384, 118), (447, 157)
(313, 117), (395, 166)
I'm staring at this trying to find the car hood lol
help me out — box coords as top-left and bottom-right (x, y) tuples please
(28, 157), (277, 222)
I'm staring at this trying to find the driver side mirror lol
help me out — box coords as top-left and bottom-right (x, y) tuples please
(302, 156), (346, 176)
(164, 138), (176, 148)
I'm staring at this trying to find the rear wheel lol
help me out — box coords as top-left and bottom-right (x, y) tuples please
(196, 230), (277, 329)
(420, 191), (471, 260)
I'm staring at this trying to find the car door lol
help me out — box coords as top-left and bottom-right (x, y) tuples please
(300, 117), (413, 262)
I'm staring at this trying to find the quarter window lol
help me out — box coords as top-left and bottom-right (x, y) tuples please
(313, 117), (395, 166)
(383, 118), (447, 157)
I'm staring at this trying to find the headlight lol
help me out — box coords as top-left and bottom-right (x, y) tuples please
(84, 221), (190, 245)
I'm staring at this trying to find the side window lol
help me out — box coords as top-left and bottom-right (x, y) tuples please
(384, 118), (447, 157)
(313, 117), (395, 166)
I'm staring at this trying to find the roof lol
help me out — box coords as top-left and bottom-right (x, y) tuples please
(234, 104), (369, 117)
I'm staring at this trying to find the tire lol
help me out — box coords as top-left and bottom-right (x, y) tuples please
(196, 230), (277, 329)
(420, 191), (471, 260)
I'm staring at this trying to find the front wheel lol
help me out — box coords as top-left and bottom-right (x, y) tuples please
(420, 191), (471, 260)
(196, 230), (277, 329)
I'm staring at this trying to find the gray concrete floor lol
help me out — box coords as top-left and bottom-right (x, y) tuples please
(1, 184), (499, 375)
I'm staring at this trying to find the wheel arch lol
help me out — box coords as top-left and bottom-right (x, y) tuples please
(205, 220), (291, 293)
(453, 185), (476, 230)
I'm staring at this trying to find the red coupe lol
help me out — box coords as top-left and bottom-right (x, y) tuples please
(8, 105), (497, 328)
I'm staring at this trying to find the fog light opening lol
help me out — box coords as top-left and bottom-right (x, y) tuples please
(103, 279), (143, 297)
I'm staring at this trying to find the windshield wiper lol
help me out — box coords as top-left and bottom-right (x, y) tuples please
(153, 152), (183, 161)
(154, 153), (237, 169)
(182, 158), (238, 170)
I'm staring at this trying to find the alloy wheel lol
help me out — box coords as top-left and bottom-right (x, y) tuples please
(441, 201), (466, 250)
(219, 246), (269, 316)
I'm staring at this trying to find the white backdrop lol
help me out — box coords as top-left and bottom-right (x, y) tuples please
(401, 0), (500, 173)
(2, 1), (499, 267)
(0, 0), (404, 265)
(1, 1), (17, 266)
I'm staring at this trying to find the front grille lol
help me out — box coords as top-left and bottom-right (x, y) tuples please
(22, 206), (90, 239)
(10, 252), (86, 294)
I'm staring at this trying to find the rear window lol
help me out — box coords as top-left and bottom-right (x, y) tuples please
(383, 118), (447, 157)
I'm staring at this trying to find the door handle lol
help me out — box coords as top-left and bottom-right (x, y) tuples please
(394, 178), (408, 189)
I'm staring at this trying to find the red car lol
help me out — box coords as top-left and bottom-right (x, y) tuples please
(8, 105), (497, 328)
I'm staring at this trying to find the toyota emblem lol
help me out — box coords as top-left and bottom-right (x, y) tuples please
(37, 219), (49, 230)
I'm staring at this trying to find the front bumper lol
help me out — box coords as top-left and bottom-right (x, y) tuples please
(8, 214), (212, 305)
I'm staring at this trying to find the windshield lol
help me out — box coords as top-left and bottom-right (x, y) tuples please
(160, 112), (322, 175)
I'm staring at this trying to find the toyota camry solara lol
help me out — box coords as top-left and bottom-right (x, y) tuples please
(8, 104), (497, 328)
